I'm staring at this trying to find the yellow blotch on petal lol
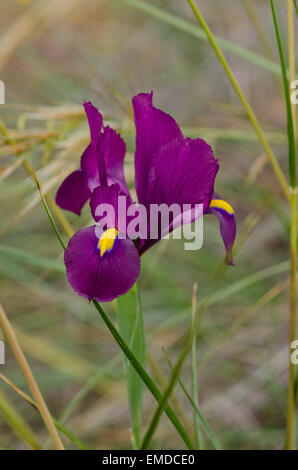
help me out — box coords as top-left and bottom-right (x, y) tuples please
(210, 199), (234, 215)
(98, 228), (118, 256)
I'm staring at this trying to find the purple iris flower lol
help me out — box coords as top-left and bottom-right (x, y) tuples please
(57, 92), (236, 302)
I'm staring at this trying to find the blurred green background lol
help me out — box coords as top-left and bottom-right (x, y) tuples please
(0, 0), (296, 450)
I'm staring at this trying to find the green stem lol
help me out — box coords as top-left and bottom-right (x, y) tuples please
(141, 330), (193, 450)
(93, 300), (194, 449)
(141, 287), (209, 450)
(186, 0), (290, 201)
(288, 189), (297, 449)
(164, 351), (221, 450)
(270, 0), (296, 187)
(270, 0), (297, 449)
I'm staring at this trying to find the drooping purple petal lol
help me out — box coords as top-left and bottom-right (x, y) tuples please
(132, 92), (183, 205)
(55, 169), (91, 216)
(207, 197), (236, 265)
(64, 226), (140, 302)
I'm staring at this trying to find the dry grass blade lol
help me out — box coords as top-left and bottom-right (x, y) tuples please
(0, 301), (64, 450)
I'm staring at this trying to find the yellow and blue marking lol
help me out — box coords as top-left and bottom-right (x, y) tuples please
(209, 199), (234, 215)
(98, 228), (118, 256)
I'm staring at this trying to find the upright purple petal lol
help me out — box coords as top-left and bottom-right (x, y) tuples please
(80, 144), (100, 191)
(83, 101), (107, 186)
(207, 197), (236, 265)
(101, 126), (129, 195)
(132, 92), (183, 204)
(57, 101), (130, 215)
(64, 226), (140, 302)
(56, 169), (91, 216)
(83, 101), (103, 147)
(90, 184), (134, 236)
(81, 126), (128, 194)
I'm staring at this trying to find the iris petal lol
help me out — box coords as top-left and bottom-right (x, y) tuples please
(83, 101), (103, 147)
(101, 126), (129, 195)
(207, 197), (236, 265)
(147, 137), (218, 208)
(55, 169), (91, 216)
(57, 102), (129, 214)
(90, 184), (133, 235)
(138, 137), (219, 254)
(64, 226), (140, 302)
(133, 92), (183, 205)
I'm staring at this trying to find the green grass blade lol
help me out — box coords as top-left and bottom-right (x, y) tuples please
(93, 300), (194, 449)
(141, 332), (193, 450)
(117, 284), (146, 449)
(0, 371), (89, 450)
(0, 244), (65, 273)
(270, 0), (297, 450)
(59, 356), (121, 424)
(186, 0), (290, 201)
(121, 0), (296, 78)
(53, 420), (89, 450)
(164, 351), (222, 450)
(270, 0), (296, 188)
(0, 389), (42, 450)
(190, 284), (202, 449)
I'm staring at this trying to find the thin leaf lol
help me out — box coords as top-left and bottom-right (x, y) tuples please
(53, 422), (89, 450)
(59, 356), (121, 424)
(0, 388), (42, 450)
(141, 331), (193, 450)
(92, 300), (194, 449)
(270, 0), (297, 450)
(0, 244), (65, 273)
(0, 372), (89, 450)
